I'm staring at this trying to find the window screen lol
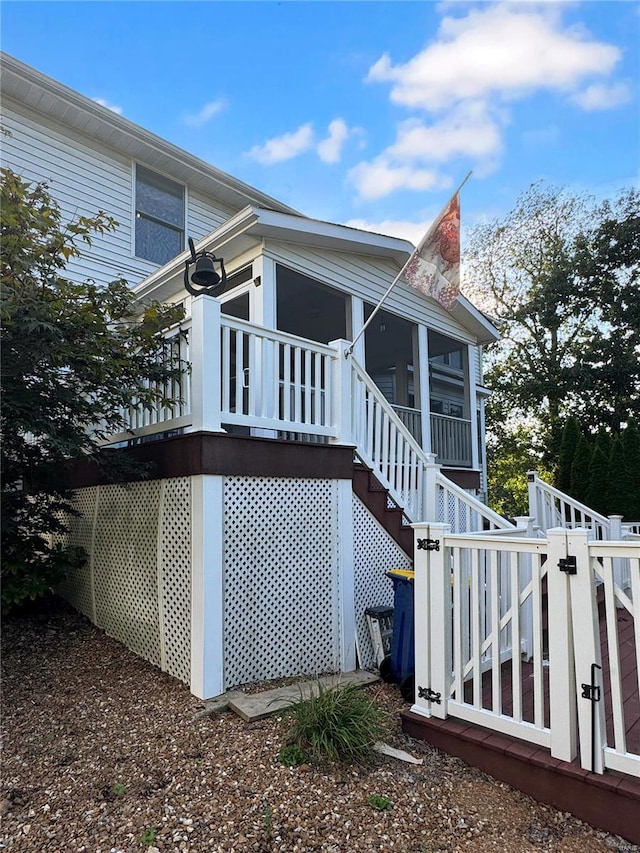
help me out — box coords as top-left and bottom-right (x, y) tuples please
(135, 165), (184, 265)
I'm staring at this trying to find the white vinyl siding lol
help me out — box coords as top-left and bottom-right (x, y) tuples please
(1, 99), (237, 288)
(265, 240), (477, 345)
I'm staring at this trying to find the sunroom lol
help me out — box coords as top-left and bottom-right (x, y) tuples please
(130, 205), (498, 490)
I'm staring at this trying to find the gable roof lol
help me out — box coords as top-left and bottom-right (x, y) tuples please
(0, 52), (299, 216)
(134, 205), (500, 345)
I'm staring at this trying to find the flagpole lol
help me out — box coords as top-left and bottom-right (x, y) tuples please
(345, 170), (472, 358)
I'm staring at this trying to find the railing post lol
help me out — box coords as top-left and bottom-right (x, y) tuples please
(190, 295), (223, 433)
(546, 527), (578, 763)
(423, 453), (440, 522)
(513, 516), (536, 537)
(329, 339), (354, 446)
(608, 515), (629, 595)
(567, 528), (605, 773)
(527, 471), (539, 528)
(411, 522), (450, 720)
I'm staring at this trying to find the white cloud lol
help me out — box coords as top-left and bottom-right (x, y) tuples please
(354, 3), (629, 200)
(571, 81), (633, 111)
(348, 158), (451, 201)
(346, 217), (431, 246)
(184, 99), (226, 128)
(246, 123), (315, 165)
(93, 97), (123, 115)
(388, 105), (504, 166)
(317, 118), (350, 164)
(367, 4), (622, 111)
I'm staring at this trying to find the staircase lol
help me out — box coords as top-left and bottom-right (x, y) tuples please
(352, 463), (413, 556)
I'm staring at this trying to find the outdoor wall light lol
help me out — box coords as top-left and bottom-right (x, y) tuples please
(183, 236), (227, 297)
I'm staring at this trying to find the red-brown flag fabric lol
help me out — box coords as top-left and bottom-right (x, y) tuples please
(403, 192), (460, 310)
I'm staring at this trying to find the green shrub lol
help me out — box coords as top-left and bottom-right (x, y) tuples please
(282, 682), (383, 765)
(368, 793), (392, 811)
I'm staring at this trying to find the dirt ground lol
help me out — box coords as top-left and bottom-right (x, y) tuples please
(1, 599), (638, 853)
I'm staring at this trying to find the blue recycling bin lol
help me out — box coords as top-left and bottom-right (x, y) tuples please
(385, 569), (415, 700)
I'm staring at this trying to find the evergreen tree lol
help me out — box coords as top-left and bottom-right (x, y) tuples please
(557, 417), (582, 493)
(585, 442), (609, 515)
(621, 419), (640, 520)
(607, 438), (628, 517)
(570, 434), (592, 504)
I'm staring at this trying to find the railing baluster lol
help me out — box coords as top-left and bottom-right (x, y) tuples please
(490, 549), (501, 716)
(510, 551), (522, 722)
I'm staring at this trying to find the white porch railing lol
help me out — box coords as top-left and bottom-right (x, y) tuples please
(107, 296), (503, 531)
(391, 404), (422, 444)
(412, 523), (640, 778)
(430, 412), (473, 467)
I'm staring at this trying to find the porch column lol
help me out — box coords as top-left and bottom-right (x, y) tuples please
(190, 295), (223, 433)
(464, 344), (479, 470)
(348, 296), (366, 364)
(329, 339), (354, 447)
(190, 474), (225, 699)
(249, 256), (278, 434)
(417, 325), (432, 453)
(250, 255), (277, 329)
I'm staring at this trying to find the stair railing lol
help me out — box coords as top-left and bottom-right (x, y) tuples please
(345, 348), (513, 531)
(527, 471), (615, 540)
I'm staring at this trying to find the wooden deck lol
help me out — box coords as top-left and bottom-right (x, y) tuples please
(402, 604), (640, 844)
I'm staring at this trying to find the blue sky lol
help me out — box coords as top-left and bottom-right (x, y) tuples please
(3, 1), (639, 244)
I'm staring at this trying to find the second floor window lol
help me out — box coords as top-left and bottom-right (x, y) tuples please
(135, 165), (184, 265)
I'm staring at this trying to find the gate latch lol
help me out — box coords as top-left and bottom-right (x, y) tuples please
(417, 538), (440, 552)
(418, 686), (442, 704)
(558, 555), (577, 575)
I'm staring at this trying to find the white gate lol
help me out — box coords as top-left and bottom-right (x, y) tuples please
(412, 524), (640, 778)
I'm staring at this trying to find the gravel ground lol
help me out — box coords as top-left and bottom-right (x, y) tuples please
(1, 599), (638, 853)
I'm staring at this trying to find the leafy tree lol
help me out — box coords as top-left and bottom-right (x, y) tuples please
(485, 423), (553, 518)
(464, 182), (639, 493)
(1, 168), (184, 613)
(572, 189), (640, 434)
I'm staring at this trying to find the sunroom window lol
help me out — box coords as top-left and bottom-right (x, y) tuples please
(135, 165), (184, 265)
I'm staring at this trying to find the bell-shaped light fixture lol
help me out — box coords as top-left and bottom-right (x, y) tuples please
(184, 237), (227, 297)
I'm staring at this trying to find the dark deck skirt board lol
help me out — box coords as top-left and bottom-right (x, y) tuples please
(401, 711), (640, 845)
(70, 432), (356, 487)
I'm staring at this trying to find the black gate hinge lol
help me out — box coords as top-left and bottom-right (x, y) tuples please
(558, 555), (577, 575)
(417, 538), (440, 552)
(581, 683), (601, 702)
(418, 686), (442, 704)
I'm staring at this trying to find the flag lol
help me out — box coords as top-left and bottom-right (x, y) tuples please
(403, 192), (460, 310)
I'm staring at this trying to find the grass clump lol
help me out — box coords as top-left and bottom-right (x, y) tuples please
(282, 682), (383, 765)
(368, 793), (392, 810)
(278, 743), (307, 766)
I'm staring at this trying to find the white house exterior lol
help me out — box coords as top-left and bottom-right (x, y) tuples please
(1, 53), (504, 699)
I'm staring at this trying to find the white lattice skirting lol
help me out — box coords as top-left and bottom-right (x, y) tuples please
(60, 474), (411, 695)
